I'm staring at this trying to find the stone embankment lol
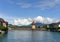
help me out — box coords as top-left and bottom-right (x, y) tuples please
(0, 30), (5, 34)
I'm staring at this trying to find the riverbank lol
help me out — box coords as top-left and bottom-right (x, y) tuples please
(0, 30), (8, 35)
(0, 26), (8, 34)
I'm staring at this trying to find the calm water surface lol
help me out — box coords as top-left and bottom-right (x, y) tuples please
(0, 30), (60, 42)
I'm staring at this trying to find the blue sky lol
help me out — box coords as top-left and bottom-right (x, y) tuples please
(0, 0), (60, 25)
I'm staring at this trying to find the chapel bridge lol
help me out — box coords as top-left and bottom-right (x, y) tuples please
(9, 27), (60, 32)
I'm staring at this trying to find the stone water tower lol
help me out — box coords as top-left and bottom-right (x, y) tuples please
(32, 21), (36, 29)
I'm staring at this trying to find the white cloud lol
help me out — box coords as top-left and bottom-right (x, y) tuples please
(13, 16), (60, 26)
(35, 0), (60, 10)
(34, 16), (45, 23)
(7, 0), (60, 9)
(17, 3), (31, 8)
(13, 18), (32, 26)
(34, 16), (60, 24)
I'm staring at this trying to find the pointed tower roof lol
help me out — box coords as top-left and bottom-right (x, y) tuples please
(32, 21), (35, 25)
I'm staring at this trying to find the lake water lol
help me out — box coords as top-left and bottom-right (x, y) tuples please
(0, 30), (60, 42)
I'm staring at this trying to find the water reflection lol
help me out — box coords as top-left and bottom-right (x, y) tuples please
(0, 33), (8, 42)
(7, 30), (32, 42)
(32, 31), (60, 42)
(0, 30), (60, 42)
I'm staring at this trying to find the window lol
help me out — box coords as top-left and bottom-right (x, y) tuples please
(0, 22), (2, 26)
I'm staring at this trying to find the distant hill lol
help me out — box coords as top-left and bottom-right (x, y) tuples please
(35, 22), (44, 28)
(8, 24), (32, 28)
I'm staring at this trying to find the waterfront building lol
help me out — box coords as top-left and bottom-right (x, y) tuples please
(0, 18), (8, 27)
(47, 22), (60, 28)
